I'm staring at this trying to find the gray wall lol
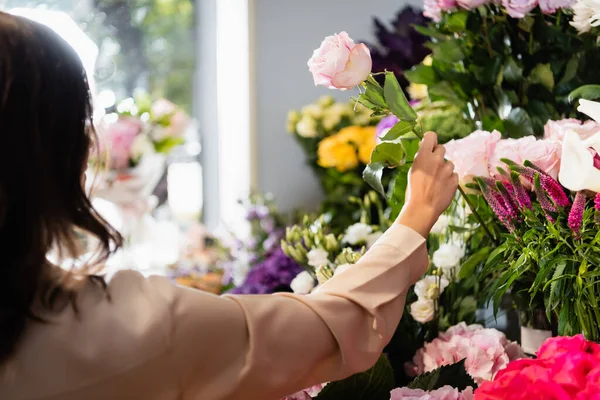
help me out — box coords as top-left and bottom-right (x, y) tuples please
(254, 0), (419, 212)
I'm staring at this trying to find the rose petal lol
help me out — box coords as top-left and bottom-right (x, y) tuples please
(330, 44), (372, 90)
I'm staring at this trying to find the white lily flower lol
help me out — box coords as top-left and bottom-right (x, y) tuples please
(558, 130), (600, 192)
(578, 99), (600, 122)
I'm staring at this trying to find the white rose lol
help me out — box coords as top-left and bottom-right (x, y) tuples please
(296, 115), (318, 138)
(430, 215), (450, 235)
(301, 104), (324, 119)
(343, 223), (373, 245)
(432, 243), (464, 270)
(414, 276), (450, 301)
(366, 231), (383, 249)
(410, 299), (435, 323)
(334, 263), (353, 276)
(290, 271), (315, 294)
(307, 248), (329, 268)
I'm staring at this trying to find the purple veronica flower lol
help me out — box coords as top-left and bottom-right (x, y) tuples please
(540, 175), (570, 208)
(496, 181), (519, 221)
(478, 178), (514, 231)
(595, 193), (600, 212)
(510, 171), (532, 210)
(533, 174), (556, 222)
(229, 247), (303, 294)
(569, 191), (586, 236)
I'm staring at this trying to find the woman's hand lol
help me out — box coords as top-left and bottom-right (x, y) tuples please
(396, 132), (458, 238)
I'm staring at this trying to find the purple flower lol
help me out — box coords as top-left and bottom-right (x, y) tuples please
(539, 0), (575, 14)
(478, 178), (514, 231)
(540, 174), (571, 208)
(376, 115), (400, 137)
(534, 174), (556, 222)
(595, 193), (600, 212)
(496, 181), (519, 221)
(510, 171), (532, 210)
(569, 191), (586, 235)
(229, 247), (303, 294)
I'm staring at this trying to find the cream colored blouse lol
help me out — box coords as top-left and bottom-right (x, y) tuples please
(0, 223), (427, 400)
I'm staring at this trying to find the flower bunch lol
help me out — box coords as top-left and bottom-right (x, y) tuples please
(475, 335), (600, 399)
(406, 0), (600, 139)
(93, 94), (189, 171)
(391, 386), (474, 400)
(408, 323), (524, 384)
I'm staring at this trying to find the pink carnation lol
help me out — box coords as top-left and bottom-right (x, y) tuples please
(390, 386), (474, 400)
(475, 335), (600, 400)
(444, 130), (502, 187)
(411, 323), (524, 384)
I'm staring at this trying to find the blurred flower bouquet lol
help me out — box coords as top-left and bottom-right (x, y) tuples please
(287, 95), (383, 231)
(90, 94), (189, 206)
(405, 0), (600, 138)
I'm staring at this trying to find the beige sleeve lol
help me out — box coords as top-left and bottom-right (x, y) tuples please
(149, 223), (428, 400)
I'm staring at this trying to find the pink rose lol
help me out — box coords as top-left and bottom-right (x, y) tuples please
(457, 0), (490, 10)
(502, 0), (538, 18)
(538, 0), (575, 13)
(518, 139), (561, 179)
(444, 130), (502, 186)
(544, 119), (600, 144)
(99, 117), (142, 170)
(488, 138), (530, 179)
(307, 32), (372, 90)
(424, 0), (458, 21)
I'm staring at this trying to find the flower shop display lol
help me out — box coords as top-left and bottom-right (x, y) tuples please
(405, 0), (600, 138)
(287, 95), (382, 232)
(443, 97), (600, 344)
(475, 334), (600, 399)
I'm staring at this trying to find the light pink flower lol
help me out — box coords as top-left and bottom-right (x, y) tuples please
(457, 0), (490, 9)
(488, 138), (531, 178)
(444, 130), (502, 186)
(544, 119), (600, 144)
(538, 0), (576, 14)
(282, 383), (327, 400)
(307, 32), (372, 90)
(424, 0), (443, 21)
(413, 323), (524, 384)
(502, 0), (538, 18)
(518, 139), (561, 179)
(390, 386), (474, 400)
(100, 117), (142, 170)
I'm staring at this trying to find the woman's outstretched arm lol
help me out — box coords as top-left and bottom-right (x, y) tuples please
(147, 132), (457, 400)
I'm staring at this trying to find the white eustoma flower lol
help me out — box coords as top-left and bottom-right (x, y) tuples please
(571, 0), (600, 34)
(558, 130), (600, 192)
(307, 248), (329, 268)
(301, 104), (324, 119)
(410, 299), (435, 323)
(430, 215), (450, 235)
(414, 276), (450, 301)
(366, 232), (383, 249)
(343, 223), (373, 245)
(432, 243), (465, 270)
(290, 271), (315, 294)
(296, 115), (318, 138)
(334, 263), (353, 276)
(579, 99), (600, 122)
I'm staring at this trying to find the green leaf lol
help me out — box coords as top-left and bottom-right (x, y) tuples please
(459, 247), (490, 280)
(384, 72), (418, 121)
(504, 108), (534, 138)
(504, 57), (523, 84)
(428, 81), (466, 108)
(405, 65), (437, 86)
(315, 355), (395, 400)
(569, 85), (600, 102)
(408, 359), (476, 391)
(446, 10), (468, 32)
(427, 40), (465, 64)
(154, 137), (184, 153)
(370, 142), (406, 167)
(364, 76), (388, 108)
(559, 55), (580, 86)
(363, 162), (386, 197)
(380, 121), (415, 141)
(530, 64), (555, 91)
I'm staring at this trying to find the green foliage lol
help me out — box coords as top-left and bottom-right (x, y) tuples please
(408, 359), (477, 391)
(315, 355), (395, 400)
(407, 6), (600, 137)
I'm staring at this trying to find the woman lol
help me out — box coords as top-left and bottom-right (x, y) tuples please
(0, 12), (458, 400)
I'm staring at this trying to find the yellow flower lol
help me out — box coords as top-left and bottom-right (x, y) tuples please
(317, 135), (359, 172)
(286, 110), (301, 133)
(407, 83), (428, 101)
(317, 126), (377, 171)
(317, 95), (335, 108)
(423, 55), (433, 66)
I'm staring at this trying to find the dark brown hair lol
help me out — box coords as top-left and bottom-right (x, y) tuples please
(0, 12), (122, 363)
